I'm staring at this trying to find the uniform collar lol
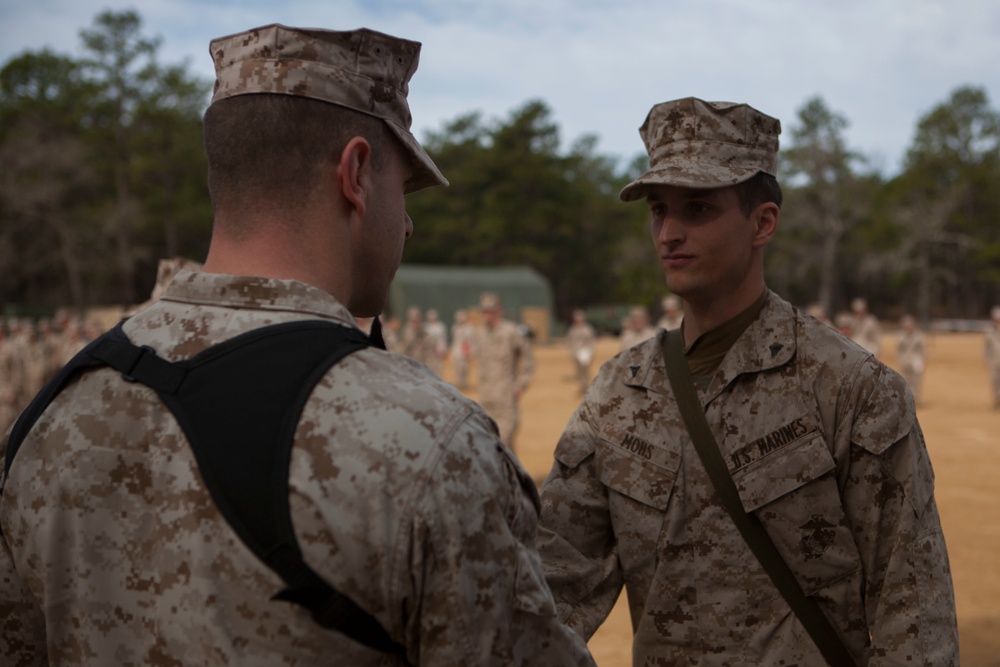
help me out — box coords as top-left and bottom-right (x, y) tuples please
(158, 270), (358, 325)
(621, 290), (798, 403)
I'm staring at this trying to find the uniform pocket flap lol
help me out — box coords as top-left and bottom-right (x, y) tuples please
(853, 366), (915, 456)
(552, 426), (598, 468)
(595, 439), (677, 510)
(731, 432), (834, 512)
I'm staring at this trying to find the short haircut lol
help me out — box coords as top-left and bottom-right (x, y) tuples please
(202, 94), (391, 233)
(732, 171), (783, 216)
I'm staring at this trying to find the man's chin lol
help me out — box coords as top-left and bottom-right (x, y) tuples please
(663, 279), (689, 297)
(349, 296), (388, 320)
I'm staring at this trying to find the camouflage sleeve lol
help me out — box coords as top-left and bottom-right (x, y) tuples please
(537, 401), (623, 641)
(1, 462), (49, 666)
(409, 412), (595, 666)
(842, 358), (959, 665)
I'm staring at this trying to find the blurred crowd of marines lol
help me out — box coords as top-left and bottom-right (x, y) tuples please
(5, 292), (1000, 445)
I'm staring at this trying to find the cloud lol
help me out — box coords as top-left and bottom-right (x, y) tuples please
(1, 0), (998, 175)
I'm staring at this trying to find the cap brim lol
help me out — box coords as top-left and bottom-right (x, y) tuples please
(384, 119), (449, 194)
(619, 163), (763, 201)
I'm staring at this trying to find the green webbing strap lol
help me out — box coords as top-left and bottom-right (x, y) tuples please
(661, 329), (858, 667)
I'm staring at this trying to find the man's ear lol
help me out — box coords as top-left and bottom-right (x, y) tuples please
(339, 136), (372, 216)
(752, 202), (780, 248)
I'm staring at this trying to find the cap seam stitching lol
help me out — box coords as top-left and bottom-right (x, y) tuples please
(216, 57), (407, 94)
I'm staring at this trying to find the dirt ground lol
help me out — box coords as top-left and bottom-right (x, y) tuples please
(446, 330), (1000, 667)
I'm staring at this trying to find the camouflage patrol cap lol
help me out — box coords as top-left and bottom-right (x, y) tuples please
(479, 292), (501, 311)
(619, 97), (781, 201)
(208, 24), (448, 193)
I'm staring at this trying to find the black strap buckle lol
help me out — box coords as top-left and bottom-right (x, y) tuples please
(122, 345), (157, 382)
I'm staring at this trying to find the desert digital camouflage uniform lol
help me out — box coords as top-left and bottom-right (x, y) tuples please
(540, 97), (958, 667)
(21, 331), (47, 402)
(35, 319), (62, 382)
(399, 307), (434, 367)
(985, 307), (1000, 409)
(566, 310), (596, 396)
(541, 293), (958, 666)
(6, 320), (41, 405)
(0, 271), (595, 666)
(56, 320), (88, 367)
(474, 299), (535, 451)
(850, 299), (882, 357)
(0, 327), (21, 435)
(656, 295), (683, 331)
(539, 292), (958, 665)
(449, 310), (475, 391)
(381, 316), (401, 353)
(540, 95), (956, 665)
(896, 315), (927, 406)
(423, 309), (448, 378)
(619, 306), (656, 351)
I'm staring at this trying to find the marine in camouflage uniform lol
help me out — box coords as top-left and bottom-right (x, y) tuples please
(656, 294), (683, 331)
(423, 309), (448, 378)
(55, 317), (89, 367)
(0, 325), (21, 435)
(0, 24), (593, 667)
(449, 309), (475, 390)
(538, 97), (958, 665)
(4, 322), (27, 413)
(850, 297), (883, 357)
(21, 324), (50, 408)
(35, 319), (64, 385)
(985, 306), (1000, 409)
(399, 306), (434, 368)
(473, 292), (535, 451)
(619, 305), (656, 351)
(566, 308), (596, 396)
(896, 314), (928, 406)
(381, 316), (402, 353)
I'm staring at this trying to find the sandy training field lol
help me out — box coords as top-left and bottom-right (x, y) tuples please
(448, 331), (1000, 667)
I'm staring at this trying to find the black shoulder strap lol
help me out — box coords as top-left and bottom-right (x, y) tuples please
(661, 329), (858, 667)
(4, 327), (124, 477)
(4, 319), (405, 656)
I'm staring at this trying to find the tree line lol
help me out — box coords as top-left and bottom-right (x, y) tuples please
(2, 10), (999, 325)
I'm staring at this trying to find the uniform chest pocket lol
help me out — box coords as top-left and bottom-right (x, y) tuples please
(594, 436), (679, 511)
(729, 432), (861, 595)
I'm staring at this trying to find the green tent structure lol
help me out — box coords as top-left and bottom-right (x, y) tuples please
(387, 264), (555, 343)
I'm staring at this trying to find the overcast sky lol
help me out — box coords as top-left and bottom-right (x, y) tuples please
(1, 0), (997, 176)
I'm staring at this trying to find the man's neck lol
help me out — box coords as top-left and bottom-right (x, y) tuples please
(680, 280), (767, 347)
(203, 212), (352, 306)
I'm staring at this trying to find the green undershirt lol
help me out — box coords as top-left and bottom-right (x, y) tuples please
(684, 290), (768, 392)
